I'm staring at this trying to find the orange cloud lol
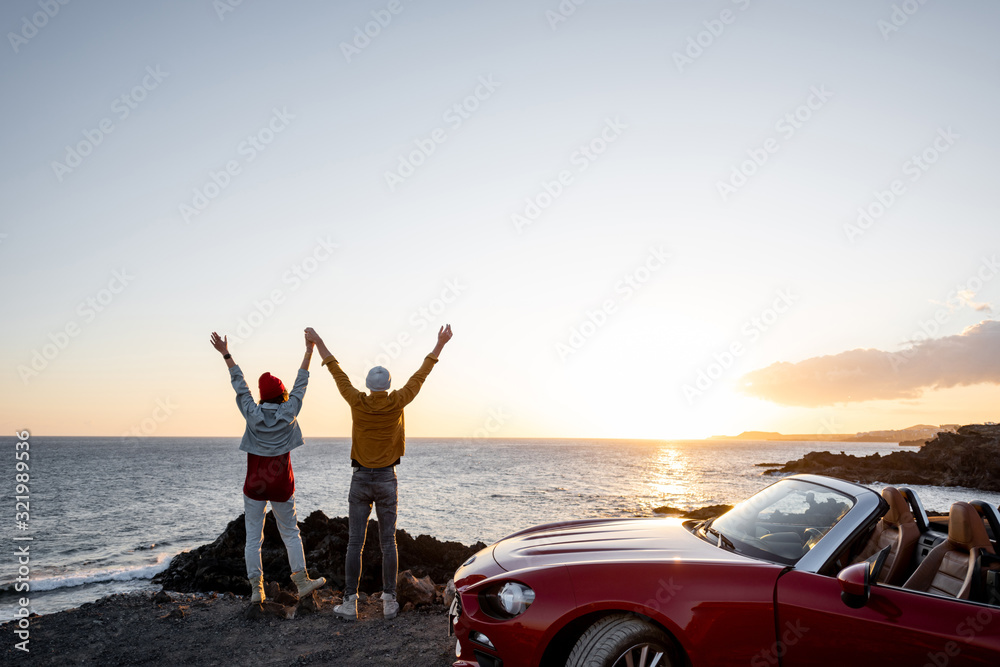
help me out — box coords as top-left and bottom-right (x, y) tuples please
(738, 320), (1000, 406)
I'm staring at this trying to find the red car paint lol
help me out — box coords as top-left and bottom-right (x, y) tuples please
(450, 474), (1000, 667)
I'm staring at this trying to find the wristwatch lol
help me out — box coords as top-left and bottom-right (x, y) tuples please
(223, 353), (232, 359)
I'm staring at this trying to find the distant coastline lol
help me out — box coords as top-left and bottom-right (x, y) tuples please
(710, 423), (960, 443)
(759, 423), (1000, 492)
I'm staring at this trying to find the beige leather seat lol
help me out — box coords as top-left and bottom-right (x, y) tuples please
(902, 502), (996, 599)
(852, 487), (919, 585)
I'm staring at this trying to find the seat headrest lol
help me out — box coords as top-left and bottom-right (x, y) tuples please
(948, 502), (994, 552)
(881, 487), (915, 526)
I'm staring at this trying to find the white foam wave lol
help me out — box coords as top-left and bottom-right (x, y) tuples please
(6, 553), (176, 593)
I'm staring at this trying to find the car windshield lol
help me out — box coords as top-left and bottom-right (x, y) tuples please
(706, 479), (856, 565)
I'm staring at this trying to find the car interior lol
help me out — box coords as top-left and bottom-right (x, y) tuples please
(832, 487), (1000, 606)
(702, 479), (858, 564)
(846, 487), (920, 585)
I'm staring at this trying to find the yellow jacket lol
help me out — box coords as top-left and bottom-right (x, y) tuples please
(322, 354), (438, 468)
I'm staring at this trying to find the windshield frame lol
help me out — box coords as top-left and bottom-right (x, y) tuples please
(696, 474), (882, 571)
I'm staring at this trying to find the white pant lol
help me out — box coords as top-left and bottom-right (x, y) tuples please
(243, 493), (307, 579)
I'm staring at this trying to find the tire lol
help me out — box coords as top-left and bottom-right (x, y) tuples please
(566, 614), (675, 667)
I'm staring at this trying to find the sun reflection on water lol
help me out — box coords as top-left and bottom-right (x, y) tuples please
(646, 445), (692, 500)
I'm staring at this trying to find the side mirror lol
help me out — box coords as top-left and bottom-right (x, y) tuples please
(838, 545), (890, 609)
(838, 562), (870, 608)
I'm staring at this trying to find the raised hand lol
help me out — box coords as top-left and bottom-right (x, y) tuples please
(432, 324), (453, 357)
(210, 332), (229, 355)
(438, 324), (453, 346)
(304, 327), (333, 360)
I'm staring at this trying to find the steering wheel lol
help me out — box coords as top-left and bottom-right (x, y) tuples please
(803, 527), (824, 550)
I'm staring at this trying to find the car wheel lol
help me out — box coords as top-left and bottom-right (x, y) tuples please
(566, 614), (675, 667)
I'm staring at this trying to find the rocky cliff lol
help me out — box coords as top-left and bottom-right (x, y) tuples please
(764, 424), (1000, 492)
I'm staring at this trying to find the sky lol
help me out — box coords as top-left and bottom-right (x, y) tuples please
(2, 0), (999, 440)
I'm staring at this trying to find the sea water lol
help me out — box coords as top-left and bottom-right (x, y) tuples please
(2, 436), (998, 620)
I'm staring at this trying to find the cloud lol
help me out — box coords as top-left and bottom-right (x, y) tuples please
(738, 320), (1000, 407)
(955, 289), (992, 313)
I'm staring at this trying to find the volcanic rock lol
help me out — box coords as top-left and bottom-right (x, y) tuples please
(295, 591), (323, 615)
(243, 601), (294, 620)
(651, 504), (733, 519)
(396, 571), (435, 607)
(443, 579), (457, 608)
(764, 423), (1000, 492)
(154, 510), (486, 597)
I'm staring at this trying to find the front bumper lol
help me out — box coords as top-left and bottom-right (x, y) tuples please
(452, 598), (507, 667)
(450, 557), (575, 667)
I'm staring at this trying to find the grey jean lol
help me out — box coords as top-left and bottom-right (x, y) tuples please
(243, 493), (307, 579)
(344, 466), (398, 597)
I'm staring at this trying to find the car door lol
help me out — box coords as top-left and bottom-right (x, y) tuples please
(772, 570), (1000, 666)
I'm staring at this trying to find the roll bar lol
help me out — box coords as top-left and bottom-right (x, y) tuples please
(970, 500), (1000, 543)
(897, 487), (930, 533)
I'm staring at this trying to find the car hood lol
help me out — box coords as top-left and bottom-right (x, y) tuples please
(492, 517), (752, 571)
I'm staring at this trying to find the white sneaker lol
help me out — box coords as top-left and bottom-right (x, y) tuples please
(333, 594), (358, 620)
(382, 593), (399, 619)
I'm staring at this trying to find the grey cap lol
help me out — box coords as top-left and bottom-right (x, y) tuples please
(366, 366), (391, 391)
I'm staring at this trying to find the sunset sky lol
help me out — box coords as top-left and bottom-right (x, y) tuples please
(2, 0), (998, 440)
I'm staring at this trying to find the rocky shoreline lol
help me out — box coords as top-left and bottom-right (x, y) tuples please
(762, 423), (1000, 492)
(2, 513), (487, 665)
(154, 510), (485, 600)
(651, 504), (733, 520)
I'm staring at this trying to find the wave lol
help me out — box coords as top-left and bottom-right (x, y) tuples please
(0, 552), (176, 593)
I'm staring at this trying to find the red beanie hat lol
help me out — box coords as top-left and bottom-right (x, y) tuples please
(258, 373), (286, 402)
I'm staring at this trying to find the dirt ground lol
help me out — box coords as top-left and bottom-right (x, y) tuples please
(1, 590), (457, 666)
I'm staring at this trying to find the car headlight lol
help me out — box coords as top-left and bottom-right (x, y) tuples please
(481, 581), (535, 618)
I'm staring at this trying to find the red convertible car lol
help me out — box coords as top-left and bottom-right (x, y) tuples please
(449, 474), (1000, 666)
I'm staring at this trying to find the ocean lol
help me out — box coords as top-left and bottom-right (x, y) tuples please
(3, 436), (999, 622)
